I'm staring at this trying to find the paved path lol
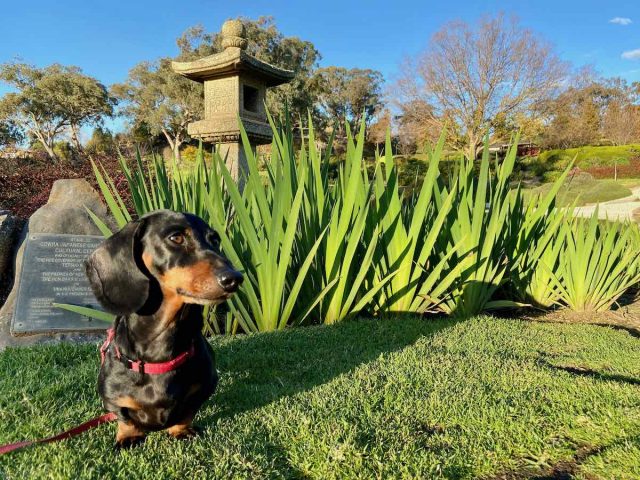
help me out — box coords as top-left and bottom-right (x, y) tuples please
(573, 186), (640, 222)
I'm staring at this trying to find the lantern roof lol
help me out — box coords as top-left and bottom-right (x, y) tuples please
(171, 19), (294, 86)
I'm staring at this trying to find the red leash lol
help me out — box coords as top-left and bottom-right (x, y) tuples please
(0, 412), (117, 455)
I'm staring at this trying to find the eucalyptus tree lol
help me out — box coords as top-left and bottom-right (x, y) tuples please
(43, 69), (116, 151)
(0, 62), (114, 160)
(112, 58), (202, 162)
(312, 66), (384, 144)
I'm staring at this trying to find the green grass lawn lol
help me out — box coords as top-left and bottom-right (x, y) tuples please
(523, 177), (633, 207)
(1, 317), (639, 479)
(519, 144), (640, 183)
(538, 144), (640, 169)
(615, 178), (640, 189)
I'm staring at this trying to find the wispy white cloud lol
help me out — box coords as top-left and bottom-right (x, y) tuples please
(610, 17), (632, 25)
(622, 49), (640, 60)
(583, 48), (603, 59)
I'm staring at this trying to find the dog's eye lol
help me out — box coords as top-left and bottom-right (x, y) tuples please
(207, 232), (221, 249)
(169, 233), (185, 245)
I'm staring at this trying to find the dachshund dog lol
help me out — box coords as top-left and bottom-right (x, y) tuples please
(85, 210), (243, 448)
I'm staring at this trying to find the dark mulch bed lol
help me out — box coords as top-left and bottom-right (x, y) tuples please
(0, 154), (132, 219)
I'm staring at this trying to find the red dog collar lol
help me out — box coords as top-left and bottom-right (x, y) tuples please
(100, 328), (195, 375)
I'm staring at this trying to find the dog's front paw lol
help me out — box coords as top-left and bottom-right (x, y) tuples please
(114, 435), (146, 450)
(167, 424), (201, 440)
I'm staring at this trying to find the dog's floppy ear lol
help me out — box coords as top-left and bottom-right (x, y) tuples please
(85, 219), (150, 315)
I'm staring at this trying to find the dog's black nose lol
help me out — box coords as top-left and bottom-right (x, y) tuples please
(218, 270), (243, 292)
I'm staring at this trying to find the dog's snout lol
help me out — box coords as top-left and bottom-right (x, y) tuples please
(217, 270), (243, 292)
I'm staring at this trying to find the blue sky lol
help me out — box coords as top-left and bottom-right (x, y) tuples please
(1, 0), (639, 132)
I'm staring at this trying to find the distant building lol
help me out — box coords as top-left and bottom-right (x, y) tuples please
(486, 141), (540, 157)
(0, 146), (30, 160)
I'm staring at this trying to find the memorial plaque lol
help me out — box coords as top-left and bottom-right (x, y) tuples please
(11, 233), (109, 335)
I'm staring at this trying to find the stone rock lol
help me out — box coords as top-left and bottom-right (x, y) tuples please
(28, 179), (115, 235)
(0, 212), (24, 313)
(0, 179), (116, 350)
(0, 211), (20, 278)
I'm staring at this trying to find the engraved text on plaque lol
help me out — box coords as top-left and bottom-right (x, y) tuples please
(12, 233), (109, 335)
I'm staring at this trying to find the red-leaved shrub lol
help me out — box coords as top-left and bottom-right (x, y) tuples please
(583, 157), (640, 179)
(0, 155), (133, 219)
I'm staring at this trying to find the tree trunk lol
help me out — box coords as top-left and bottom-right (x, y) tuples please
(161, 128), (182, 165)
(70, 123), (83, 152)
(28, 119), (58, 162)
(467, 129), (485, 160)
(173, 142), (182, 164)
(467, 139), (478, 161)
(41, 141), (57, 162)
(32, 132), (57, 162)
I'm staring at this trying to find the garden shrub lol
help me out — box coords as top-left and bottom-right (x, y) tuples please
(88, 118), (640, 332)
(0, 154), (131, 218)
(542, 170), (562, 183)
(180, 144), (213, 165)
(542, 214), (640, 311)
(534, 144), (640, 181)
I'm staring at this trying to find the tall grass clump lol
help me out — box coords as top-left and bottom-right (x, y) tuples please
(519, 208), (569, 308)
(200, 123), (336, 333)
(428, 140), (528, 318)
(509, 166), (640, 312)
(307, 123), (390, 325)
(370, 132), (463, 314)
(89, 115), (640, 333)
(509, 165), (574, 308)
(544, 212), (640, 312)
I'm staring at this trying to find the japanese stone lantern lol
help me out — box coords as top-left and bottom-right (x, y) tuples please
(171, 19), (294, 182)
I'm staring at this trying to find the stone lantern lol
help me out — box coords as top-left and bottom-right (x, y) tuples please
(171, 20), (294, 182)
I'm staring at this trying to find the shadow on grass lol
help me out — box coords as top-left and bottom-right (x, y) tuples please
(508, 307), (640, 339)
(597, 323), (640, 339)
(201, 315), (456, 425)
(186, 315), (458, 477)
(537, 358), (640, 387)
(488, 435), (640, 480)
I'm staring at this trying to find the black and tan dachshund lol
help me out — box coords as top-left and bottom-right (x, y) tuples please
(85, 210), (243, 448)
